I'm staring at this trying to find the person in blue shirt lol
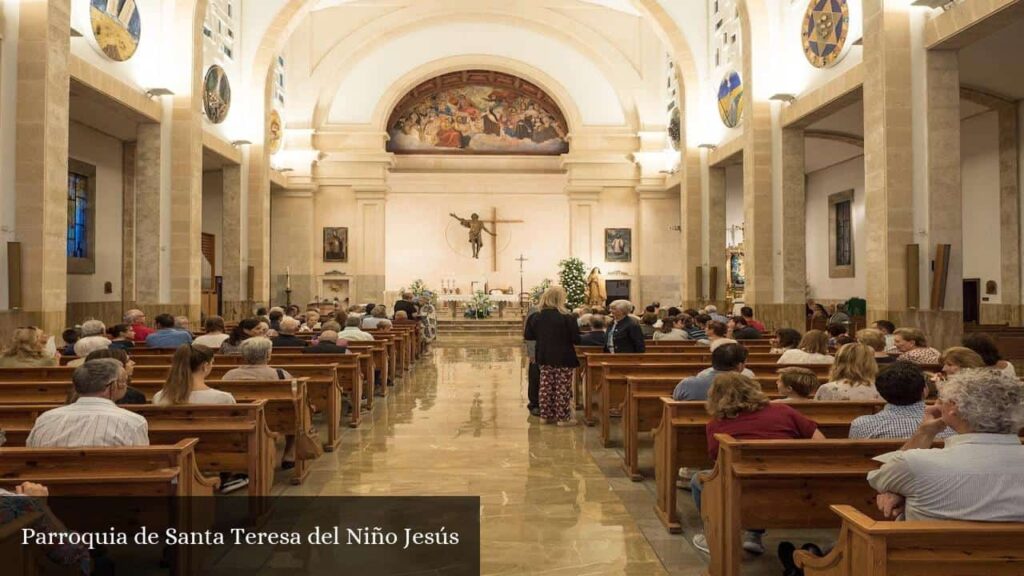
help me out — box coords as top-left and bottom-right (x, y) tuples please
(144, 313), (193, 349)
(672, 343), (748, 401)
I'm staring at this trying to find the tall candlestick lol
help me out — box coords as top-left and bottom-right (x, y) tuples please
(286, 266), (291, 290)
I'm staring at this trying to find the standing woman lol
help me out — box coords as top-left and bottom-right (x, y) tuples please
(605, 300), (645, 353)
(523, 286), (581, 426)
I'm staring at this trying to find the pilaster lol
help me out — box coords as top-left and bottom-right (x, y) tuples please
(222, 162), (245, 319)
(707, 165), (727, 307)
(680, 149), (703, 308)
(15, 0), (71, 334)
(776, 127), (808, 330)
(566, 186), (601, 265)
(134, 122), (163, 307)
(743, 101), (775, 306)
(354, 186), (388, 303)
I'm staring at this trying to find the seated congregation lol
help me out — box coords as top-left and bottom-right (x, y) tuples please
(0, 303), (422, 519)
(524, 292), (1024, 575)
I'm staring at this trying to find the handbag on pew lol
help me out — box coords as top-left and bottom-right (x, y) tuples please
(283, 371), (325, 461)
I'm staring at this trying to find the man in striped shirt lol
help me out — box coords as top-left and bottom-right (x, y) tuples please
(27, 359), (149, 448)
(868, 369), (1024, 522)
(849, 361), (954, 440)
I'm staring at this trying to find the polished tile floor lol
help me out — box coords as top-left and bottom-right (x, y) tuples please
(280, 338), (815, 575)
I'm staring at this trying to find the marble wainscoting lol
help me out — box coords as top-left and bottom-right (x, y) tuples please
(980, 304), (1022, 327)
(639, 275), (682, 310)
(867, 309), (964, 351)
(750, 303), (806, 334)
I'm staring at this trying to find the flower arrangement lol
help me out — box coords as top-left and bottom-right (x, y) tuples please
(558, 257), (587, 309)
(404, 279), (438, 306)
(528, 278), (553, 305)
(464, 290), (494, 319)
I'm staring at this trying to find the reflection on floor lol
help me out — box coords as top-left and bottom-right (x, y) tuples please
(280, 338), (828, 575)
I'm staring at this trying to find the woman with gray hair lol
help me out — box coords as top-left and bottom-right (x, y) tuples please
(605, 300), (645, 353)
(868, 368), (1024, 522)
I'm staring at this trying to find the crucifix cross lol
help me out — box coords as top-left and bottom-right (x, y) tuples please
(482, 207), (523, 272)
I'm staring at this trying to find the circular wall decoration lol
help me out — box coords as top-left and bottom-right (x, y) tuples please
(717, 70), (744, 129)
(268, 109), (284, 154)
(203, 65), (232, 124)
(89, 0), (142, 61)
(802, 0), (850, 68)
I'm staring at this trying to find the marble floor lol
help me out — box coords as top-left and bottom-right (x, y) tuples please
(280, 338), (820, 575)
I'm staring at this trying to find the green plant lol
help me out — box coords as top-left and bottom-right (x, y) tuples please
(464, 290), (494, 319)
(558, 257), (587, 309)
(403, 279), (437, 306)
(528, 278), (553, 305)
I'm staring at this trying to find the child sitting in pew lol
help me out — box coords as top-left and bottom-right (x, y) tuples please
(773, 367), (819, 403)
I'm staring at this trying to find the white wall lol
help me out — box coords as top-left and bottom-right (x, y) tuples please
(67, 122), (123, 303)
(201, 171), (224, 276)
(805, 155), (866, 300)
(961, 110), (1002, 302)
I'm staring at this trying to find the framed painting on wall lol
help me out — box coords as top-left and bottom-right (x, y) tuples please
(323, 227), (348, 263)
(605, 228), (632, 262)
(828, 189), (855, 278)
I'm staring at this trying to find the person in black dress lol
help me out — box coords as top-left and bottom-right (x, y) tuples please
(523, 286), (581, 425)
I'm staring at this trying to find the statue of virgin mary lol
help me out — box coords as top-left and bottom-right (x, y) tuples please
(586, 267), (606, 308)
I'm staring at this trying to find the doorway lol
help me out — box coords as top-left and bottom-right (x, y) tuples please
(201, 232), (220, 319)
(605, 279), (631, 308)
(963, 278), (980, 324)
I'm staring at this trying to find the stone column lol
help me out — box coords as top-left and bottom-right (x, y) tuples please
(270, 189), (314, 307)
(122, 142), (137, 307)
(997, 103), (1021, 322)
(134, 122), (163, 308)
(925, 50), (962, 322)
(707, 165), (727, 307)
(354, 186), (387, 303)
(567, 187), (601, 265)
(221, 163), (245, 319)
(679, 149), (703, 308)
(742, 102), (775, 309)
(15, 0), (71, 334)
(779, 127), (808, 329)
(862, 0), (914, 324)
(247, 70), (275, 307)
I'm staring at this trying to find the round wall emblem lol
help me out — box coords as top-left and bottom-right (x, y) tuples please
(203, 65), (232, 124)
(802, 0), (850, 68)
(268, 109), (284, 154)
(89, 0), (141, 61)
(717, 70), (744, 129)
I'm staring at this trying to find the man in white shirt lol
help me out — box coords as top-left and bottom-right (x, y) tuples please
(868, 368), (1024, 522)
(27, 359), (149, 448)
(338, 316), (375, 342)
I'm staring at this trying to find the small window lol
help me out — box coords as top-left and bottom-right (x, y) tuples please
(203, 25), (212, 38)
(222, 45), (232, 58)
(829, 190), (855, 278)
(67, 172), (88, 259)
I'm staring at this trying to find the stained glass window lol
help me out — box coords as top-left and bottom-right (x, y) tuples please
(835, 198), (852, 266)
(67, 171), (89, 258)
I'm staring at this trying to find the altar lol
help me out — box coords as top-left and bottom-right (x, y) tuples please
(438, 293), (520, 319)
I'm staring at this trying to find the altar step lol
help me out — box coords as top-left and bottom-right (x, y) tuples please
(436, 318), (524, 338)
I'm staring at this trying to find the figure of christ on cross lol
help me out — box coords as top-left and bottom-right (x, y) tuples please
(449, 208), (523, 271)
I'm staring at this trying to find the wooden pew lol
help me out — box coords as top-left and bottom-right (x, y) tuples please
(0, 402), (278, 495)
(700, 436), (919, 576)
(0, 509), (42, 576)
(794, 505), (1024, 576)
(0, 362), (358, 450)
(0, 439), (216, 496)
(652, 399), (883, 533)
(619, 374), (824, 480)
(591, 360), (831, 446)
(348, 340), (391, 393)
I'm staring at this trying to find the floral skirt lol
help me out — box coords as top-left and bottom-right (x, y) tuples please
(538, 366), (574, 422)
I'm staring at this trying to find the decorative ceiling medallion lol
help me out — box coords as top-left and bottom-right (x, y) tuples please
(89, 0), (141, 61)
(203, 65), (232, 124)
(802, 0), (850, 68)
(268, 109), (284, 154)
(717, 70), (744, 129)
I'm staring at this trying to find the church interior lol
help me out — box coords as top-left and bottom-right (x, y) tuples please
(1, 0), (1024, 574)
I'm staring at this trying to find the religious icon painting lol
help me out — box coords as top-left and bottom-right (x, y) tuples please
(717, 70), (744, 128)
(89, 0), (142, 62)
(323, 227), (348, 263)
(802, 0), (850, 68)
(605, 228), (632, 263)
(268, 109), (284, 154)
(203, 65), (232, 124)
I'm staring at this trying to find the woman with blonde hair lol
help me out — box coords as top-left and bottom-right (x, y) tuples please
(856, 328), (895, 365)
(523, 286), (581, 425)
(893, 327), (941, 365)
(689, 372), (824, 555)
(153, 344), (235, 405)
(777, 329), (834, 365)
(815, 343), (881, 401)
(938, 346), (985, 378)
(0, 327), (57, 368)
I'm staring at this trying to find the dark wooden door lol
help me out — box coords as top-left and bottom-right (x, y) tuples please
(963, 278), (980, 324)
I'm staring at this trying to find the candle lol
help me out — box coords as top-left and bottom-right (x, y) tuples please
(286, 266), (291, 290)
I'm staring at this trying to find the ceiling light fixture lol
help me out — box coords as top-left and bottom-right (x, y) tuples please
(697, 143), (718, 150)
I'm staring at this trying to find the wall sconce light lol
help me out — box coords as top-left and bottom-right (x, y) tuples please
(770, 93), (797, 104)
(144, 87), (174, 98)
(911, 0), (957, 9)
(70, 26), (84, 38)
(697, 143), (717, 150)
(231, 140), (252, 148)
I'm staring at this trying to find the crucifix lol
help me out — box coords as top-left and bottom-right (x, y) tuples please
(449, 207), (524, 272)
(516, 253), (528, 304)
